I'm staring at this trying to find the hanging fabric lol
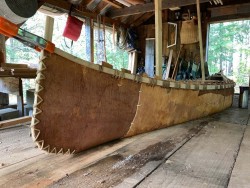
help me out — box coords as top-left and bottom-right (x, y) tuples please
(63, 5), (83, 41)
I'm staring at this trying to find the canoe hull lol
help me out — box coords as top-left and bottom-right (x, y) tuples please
(126, 84), (233, 137)
(31, 51), (234, 154)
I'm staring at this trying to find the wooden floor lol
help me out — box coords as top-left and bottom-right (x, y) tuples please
(0, 95), (249, 188)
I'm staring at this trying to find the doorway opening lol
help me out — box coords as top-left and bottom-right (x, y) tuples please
(207, 20), (250, 93)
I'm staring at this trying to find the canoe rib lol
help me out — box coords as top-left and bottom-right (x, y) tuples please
(31, 48), (234, 154)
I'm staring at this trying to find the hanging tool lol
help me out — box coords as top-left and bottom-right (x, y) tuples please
(0, 16), (55, 53)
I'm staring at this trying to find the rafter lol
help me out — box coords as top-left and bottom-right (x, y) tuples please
(132, 12), (154, 27)
(108, 0), (210, 18)
(87, 0), (102, 11)
(102, 0), (123, 8)
(44, 0), (126, 27)
(126, 0), (145, 5)
(115, 0), (132, 7)
(100, 4), (112, 15)
(94, 1), (107, 13)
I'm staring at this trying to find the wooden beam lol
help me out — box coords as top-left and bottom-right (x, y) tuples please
(0, 63), (28, 69)
(45, 0), (96, 17)
(209, 3), (250, 22)
(102, 0), (122, 8)
(132, 12), (154, 27)
(115, 0), (131, 7)
(155, 0), (162, 77)
(108, 0), (210, 18)
(100, 4), (112, 15)
(0, 116), (31, 129)
(44, 0), (125, 27)
(86, 0), (102, 11)
(196, 0), (205, 81)
(126, 0), (145, 5)
(210, 3), (250, 18)
(126, 14), (143, 25)
(0, 70), (12, 77)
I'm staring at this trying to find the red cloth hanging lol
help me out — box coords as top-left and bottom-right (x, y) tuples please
(63, 5), (83, 41)
(63, 15), (83, 41)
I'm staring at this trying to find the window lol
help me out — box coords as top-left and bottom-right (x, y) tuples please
(52, 14), (87, 60)
(94, 26), (129, 70)
(52, 15), (129, 69)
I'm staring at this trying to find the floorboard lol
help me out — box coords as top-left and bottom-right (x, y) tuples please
(0, 134), (138, 188)
(228, 120), (250, 188)
(49, 119), (207, 188)
(0, 126), (44, 169)
(137, 121), (246, 188)
(0, 95), (249, 188)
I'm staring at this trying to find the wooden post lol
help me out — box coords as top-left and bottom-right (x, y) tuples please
(85, 18), (95, 63)
(196, 0), (206, 81)
(17, 78), (24, 117)
(249, 74), (250, 95)
(155, 0), (163, 77)
(85, 18), (92, 62)
(43, 15), (54, 58)
(91, 19), (94, 63)
(0, 34), (6, 66)
(44, 16), (54, 41)
(103, 17), (107, 62)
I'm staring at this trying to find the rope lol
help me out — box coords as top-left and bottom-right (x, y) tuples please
(149, 78), (157, 87)
(113, 69), (125, 79)
(134, 74), (142, 83)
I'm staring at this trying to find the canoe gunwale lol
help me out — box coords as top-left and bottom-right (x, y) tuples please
(54, 48), (235, 91)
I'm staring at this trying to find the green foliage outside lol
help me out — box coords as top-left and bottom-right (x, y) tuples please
(105, 29), (128, 70)
(207, 20), (250, 89)
(94, 28), (128, 70)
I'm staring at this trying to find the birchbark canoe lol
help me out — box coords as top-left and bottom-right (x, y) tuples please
(31, 48), (235, 154)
